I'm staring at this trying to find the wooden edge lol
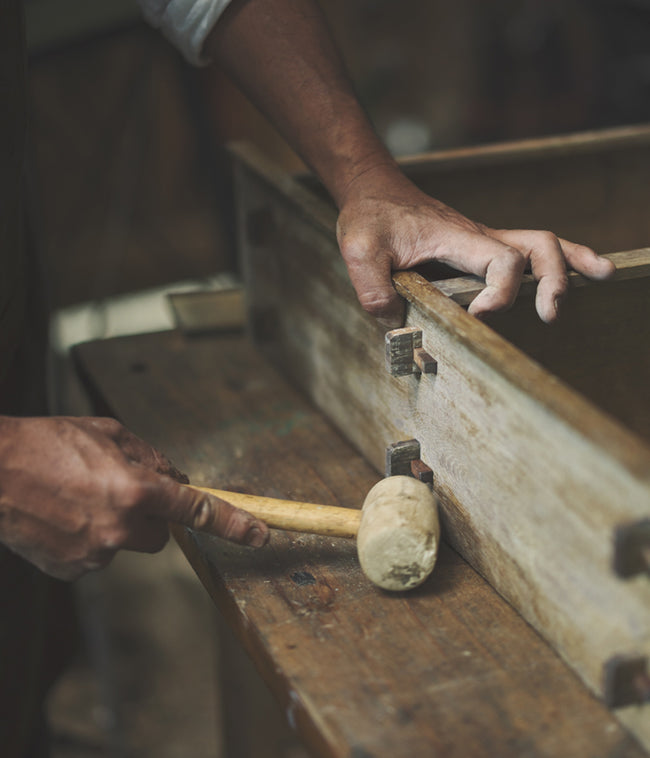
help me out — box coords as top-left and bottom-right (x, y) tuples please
(396, 123), (650, 173)
(430, 248), (650, 305)
(170, 523), (340, 758)
(393, 269), (650, 480)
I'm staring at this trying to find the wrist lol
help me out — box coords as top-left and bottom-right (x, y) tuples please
(335, 159), (419, 210)
(331, 154), (399, 207)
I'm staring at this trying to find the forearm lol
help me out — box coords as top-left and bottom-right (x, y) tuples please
(204, 0), (399, 207)
(161, 0), (614, 327)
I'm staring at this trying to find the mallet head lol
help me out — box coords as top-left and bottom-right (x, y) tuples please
(356, 475), (440, 591)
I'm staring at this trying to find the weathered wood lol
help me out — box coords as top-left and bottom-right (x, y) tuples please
(74, 331), (646, 758)
(484, 274), (650, 443)
(231, 130), (650, 750)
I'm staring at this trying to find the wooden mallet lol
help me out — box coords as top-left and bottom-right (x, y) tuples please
(192, 475), (440, 591)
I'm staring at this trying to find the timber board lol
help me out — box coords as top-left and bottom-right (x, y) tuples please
(73, 331), (646, 758)
(231, 129), (650, 749)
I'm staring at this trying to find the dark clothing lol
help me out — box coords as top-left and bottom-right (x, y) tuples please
(1, 5), (77, 756)
(0, 0), (27, 386)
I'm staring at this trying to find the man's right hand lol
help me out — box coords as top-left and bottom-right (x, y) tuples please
(0, 416), (269, 580)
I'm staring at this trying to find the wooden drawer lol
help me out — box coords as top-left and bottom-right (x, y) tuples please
(231, 125), (650, 751)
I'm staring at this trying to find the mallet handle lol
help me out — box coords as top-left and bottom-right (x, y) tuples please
(191, 486), (362, 538)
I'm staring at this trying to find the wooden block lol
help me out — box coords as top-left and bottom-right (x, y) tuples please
(167, 286), (246, 334)
(410, 458), (434, 486)
(385, 328), (437, 376)
(385, 439), (420, 477)
(385, 327), (421, 376)
(413, 346), (437, 374)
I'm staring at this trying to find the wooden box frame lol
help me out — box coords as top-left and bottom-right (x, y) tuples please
(230, 125), (650, 749)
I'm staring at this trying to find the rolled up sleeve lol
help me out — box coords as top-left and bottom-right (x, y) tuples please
(137, 0), (233, 65)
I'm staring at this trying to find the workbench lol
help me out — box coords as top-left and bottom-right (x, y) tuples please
(74, 329), (646, 758)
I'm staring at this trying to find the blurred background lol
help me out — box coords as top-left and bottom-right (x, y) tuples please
(22, 0), (650, 756)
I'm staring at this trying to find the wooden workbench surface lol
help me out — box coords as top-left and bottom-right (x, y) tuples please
(74, 330), (645, 758)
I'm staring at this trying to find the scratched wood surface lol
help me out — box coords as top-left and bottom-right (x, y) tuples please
(231, 131), (650, 750)
(74, 331), (646, 758)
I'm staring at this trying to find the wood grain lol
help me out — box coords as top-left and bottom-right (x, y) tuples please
(231, 131), (650, 751)
(74, 331), (646, 758)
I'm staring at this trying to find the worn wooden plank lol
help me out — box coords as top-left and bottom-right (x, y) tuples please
(232, 136), (650, 751)
(398, 124), (650, 171)
(74, 331), (645, 758)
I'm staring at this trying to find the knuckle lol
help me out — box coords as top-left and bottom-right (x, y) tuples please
(115, 474), (149, 510)
(499, 246), (525, 270)
(340, 233), (374, 265)
(97, 527), (128, 552)
(93, 417), (123, 436)
(535, 230), (560, 246)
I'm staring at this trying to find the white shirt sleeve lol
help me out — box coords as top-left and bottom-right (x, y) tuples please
(137, 0), (234, 65)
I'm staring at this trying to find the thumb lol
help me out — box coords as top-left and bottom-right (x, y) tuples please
(343, 249), (405, 329)
(143, 475), (270, 548)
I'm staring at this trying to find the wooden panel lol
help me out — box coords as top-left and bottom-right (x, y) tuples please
(231, 138), (650, 750)
(410, 248), (650, 440)
(403, 247), (650, 440)
(486, 273), (650, 442)
(74, 331), (646, 758)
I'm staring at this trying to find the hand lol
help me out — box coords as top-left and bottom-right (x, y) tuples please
(0, 416), (269, 580)
(336, 165), (616, 328)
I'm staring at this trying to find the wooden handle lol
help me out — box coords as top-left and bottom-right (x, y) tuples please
(191, 486), (362, 539)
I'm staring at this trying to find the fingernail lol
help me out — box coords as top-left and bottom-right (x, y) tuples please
(245, 525), (269, 548)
